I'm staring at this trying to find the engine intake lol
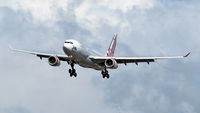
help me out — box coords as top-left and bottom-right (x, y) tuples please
(105, 59), (118, 69)
(48, 56), (61, 66)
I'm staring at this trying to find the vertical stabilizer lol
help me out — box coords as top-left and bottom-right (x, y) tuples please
(106, 34), (117, 57)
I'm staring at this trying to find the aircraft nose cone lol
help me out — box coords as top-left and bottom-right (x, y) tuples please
(64, 43), (73, 50)
(63, 44), (73, 55)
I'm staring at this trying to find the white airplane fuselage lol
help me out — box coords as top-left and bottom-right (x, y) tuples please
(63, 39), (103, 70)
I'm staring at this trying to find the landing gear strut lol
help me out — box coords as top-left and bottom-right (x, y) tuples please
(69, 62), (77, 77)
(101, 68), (109, 79)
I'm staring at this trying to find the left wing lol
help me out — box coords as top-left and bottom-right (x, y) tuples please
(89, 52), (191, 65)
(9, 45), (70, 61)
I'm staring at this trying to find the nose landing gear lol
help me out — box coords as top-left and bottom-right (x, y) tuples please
(68, 62), (77, 77)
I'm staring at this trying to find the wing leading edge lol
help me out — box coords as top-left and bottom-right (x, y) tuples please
(9, 45), (70, 61)
(89, 52), (191, 65)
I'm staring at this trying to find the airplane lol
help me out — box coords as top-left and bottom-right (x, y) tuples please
(10, 34), (190, 79)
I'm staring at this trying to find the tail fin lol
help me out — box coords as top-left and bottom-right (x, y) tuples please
(106, 34), (117, 57)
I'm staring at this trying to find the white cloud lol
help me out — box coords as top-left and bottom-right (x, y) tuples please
(0, 0), (156, 31)
(99, 0), (155, 12)
(0, 0), (72, 24)
(179, 102), (196, 113)
(74, 0), (156, 37)
(1, 0), (200, 113)
(75, 0), (121, 29)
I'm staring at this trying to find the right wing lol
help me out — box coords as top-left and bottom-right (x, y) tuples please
(89, 52), (191, 65)
(9, 45), (70, 61)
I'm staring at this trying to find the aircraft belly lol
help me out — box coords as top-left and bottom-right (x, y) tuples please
(64, 45), (103, 70)
(77, 58), (102, 70)
(78, 63), (102, 70)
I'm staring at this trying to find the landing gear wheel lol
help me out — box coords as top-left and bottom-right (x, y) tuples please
(101, 68), (110, 79)
(69, 69), (72, 74)
(69, 69), (73, 77)
(106, 74), (110, 79)
(74, 73), (77, 77)
(69, 71), (77, 77)
(72, 69), (76, 73)
(102, 74), (106, 78)
(68, 62), (78, 77)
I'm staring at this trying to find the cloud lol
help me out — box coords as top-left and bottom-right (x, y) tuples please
(99, 0), (155, 12)
(0, 0), (72, 26)
(0, 0), (200, 113)
(179, 102), (197, 113)
(0, 106), (32, 113)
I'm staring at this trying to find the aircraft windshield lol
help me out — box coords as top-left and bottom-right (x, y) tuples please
(65, 41), (73, 44)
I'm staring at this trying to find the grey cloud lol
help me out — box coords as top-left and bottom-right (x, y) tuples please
(92, 1), (200, 113)
(0, 6), (114, 113)
(0, 0), (200, 113)
(0, 106), (32, 113)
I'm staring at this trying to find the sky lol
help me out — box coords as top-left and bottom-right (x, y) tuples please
(0, 0), (200, 113)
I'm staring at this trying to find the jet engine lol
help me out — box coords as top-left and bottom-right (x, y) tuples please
(48, 56), (61, 66)
(105, 59), (118, 69)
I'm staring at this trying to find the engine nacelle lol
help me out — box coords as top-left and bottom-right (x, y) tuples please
(105, 59), (118, 69)
(48, 56), (61, 66)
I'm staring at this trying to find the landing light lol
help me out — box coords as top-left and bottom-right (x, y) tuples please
(69, 55), (73, 58)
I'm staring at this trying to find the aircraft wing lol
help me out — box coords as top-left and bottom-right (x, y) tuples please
(89, 52), (190, 65)
(9, 46), (70, 61)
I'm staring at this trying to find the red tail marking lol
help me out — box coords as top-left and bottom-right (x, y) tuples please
(107, 34), (117, 57)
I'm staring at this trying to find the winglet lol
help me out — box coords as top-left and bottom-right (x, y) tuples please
(184, 52), (191, 57)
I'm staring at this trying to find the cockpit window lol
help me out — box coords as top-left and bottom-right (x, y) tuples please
(65, 41), (73, 44)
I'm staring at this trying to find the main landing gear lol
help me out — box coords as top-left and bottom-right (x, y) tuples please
(101, 68), (109, 79)
(69, 63), (77, 77)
